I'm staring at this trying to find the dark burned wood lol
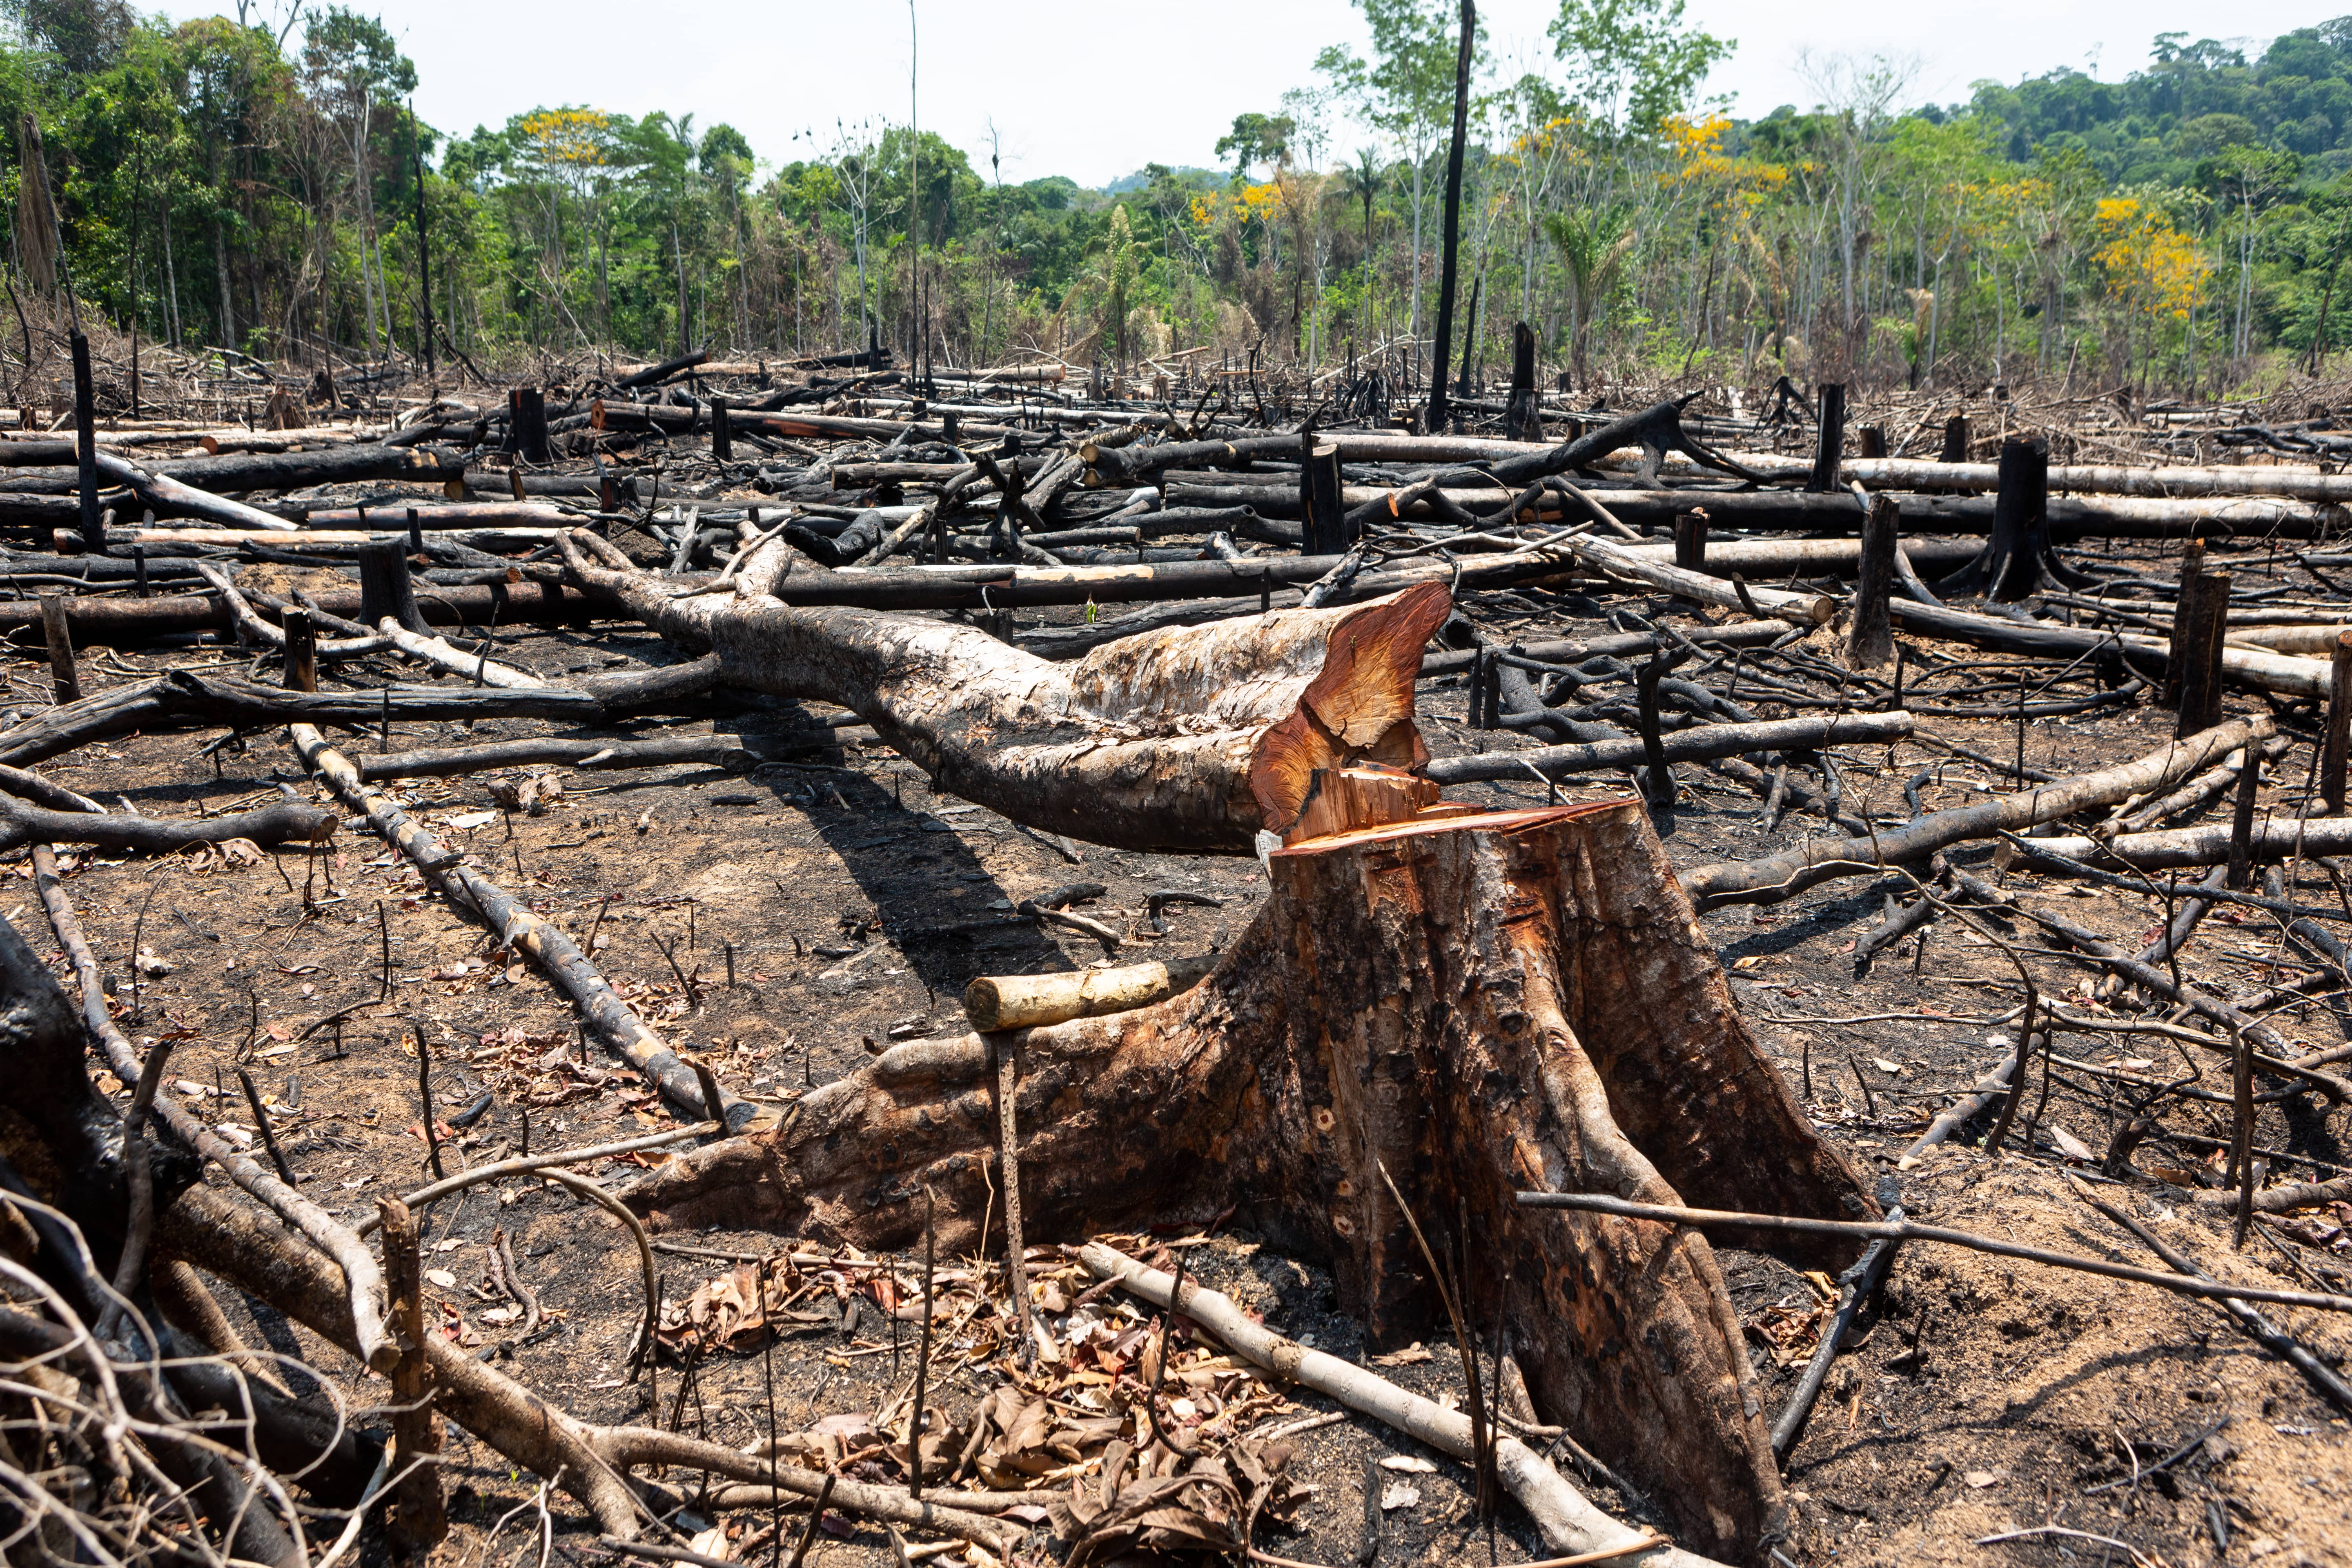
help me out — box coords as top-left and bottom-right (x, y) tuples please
(0, 577), (614, 643)
(0, 661), (720, 769)
(0, 795), (335, 853)
(618, 801), (1871, 1561)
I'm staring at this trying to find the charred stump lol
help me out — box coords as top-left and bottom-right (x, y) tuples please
(1934, 434), (2099, 601)
(623, 799), (1874, 1561)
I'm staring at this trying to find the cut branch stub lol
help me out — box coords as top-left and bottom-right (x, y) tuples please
(622, 800), (1871, 1560)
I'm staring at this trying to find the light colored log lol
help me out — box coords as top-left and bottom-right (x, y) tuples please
(964, 953), (1218, 1032)
(1639, 449), (2352, 503)
(373, 617), (546, 689)
(1426, 712), (1915, 786)
(1680, 717), (2273, 907)
(2011, 817), (2352, 873)
(1080, 1242), (1724, 1568)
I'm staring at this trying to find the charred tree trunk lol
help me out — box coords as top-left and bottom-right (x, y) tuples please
(623, 800), (1873, 1561)
(1934, 435), (2094, 600)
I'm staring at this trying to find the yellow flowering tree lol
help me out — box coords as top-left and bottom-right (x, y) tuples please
(2096, 195), (2211, 380)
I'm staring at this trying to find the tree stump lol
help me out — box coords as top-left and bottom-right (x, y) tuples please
(626, 800), (1872, 1561)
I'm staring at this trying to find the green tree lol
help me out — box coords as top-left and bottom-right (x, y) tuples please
(1543, 203), (1632, 381)
(1548, 0), (1731, 136)
(1214, 111), (1293, 179)
(1317, 0), (1481, 356)
(300, 8), (415, 359)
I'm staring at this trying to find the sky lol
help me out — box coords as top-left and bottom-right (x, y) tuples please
(156, 0), (2350, 189)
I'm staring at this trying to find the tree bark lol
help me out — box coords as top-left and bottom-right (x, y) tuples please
(617, 800), (1871, 1561)
(562, 533), (1452, 852)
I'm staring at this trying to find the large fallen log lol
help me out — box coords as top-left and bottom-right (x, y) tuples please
(0, 578), (611, 645)
(1425, 711), (1915, 785)
(559, 530), (1453, 851)
(1678, 717), (2272, 908)
(0, 660), (717, 768)
(1170, 483), (2342, 539)
(616, 799), (1872, 1561)
(2011, 817), (2352, 873)
(1679, 450), (2352, 504)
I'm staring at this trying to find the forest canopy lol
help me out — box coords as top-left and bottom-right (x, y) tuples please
(0, 0), (2345, 400)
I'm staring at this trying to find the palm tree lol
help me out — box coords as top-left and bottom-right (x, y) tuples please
(1543, 206), (1634, 386)
(1338, 147), (1385, 305)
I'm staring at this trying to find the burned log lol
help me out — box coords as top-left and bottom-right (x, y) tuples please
(619, 799), (1871, 1561)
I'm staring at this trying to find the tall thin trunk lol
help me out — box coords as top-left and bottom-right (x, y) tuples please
(160, 186), (181, 346)
(1425, 0), (1475, 430)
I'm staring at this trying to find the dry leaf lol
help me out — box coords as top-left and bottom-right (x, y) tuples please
(1378, 1456), (1437, 1473)
(1963, 1470), (2002, 1488)
(1371, 1342), (1433, 1367)
(424, 1269), (457, 1290)
(2048, 1125), (2094, 1161)
(1379, 1482), (1421, 1510)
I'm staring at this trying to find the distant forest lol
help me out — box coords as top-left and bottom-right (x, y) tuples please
(0, 0), (2347, 398)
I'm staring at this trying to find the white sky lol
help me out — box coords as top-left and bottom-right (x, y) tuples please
(157, 1), (2350, 188)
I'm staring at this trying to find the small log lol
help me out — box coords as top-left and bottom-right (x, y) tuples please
(2160, 541), (2208, 708)
(1806, 383), (1845, 492)
(39, 591), (77, 703)
(2324, 631), (2352, 813)
(70, 329), (100, 552)
(1423, 711), (1915, 785)
(358, 540), (429, 634)
(378, 1197), (449, 1552)
(282, 608), (317, 692)
(1855, 423), (1886, 459)
(1301, 438), (1347, 555)
(964, 954), (1218, 1032)
(710, 394), (732, 461)
(0, 795), (334, 855)
(293, 724), (758, 1129)
(1504, 321), (1541, 441)
(2228, 751), (2261, 889)
(2174, 568), (2232, 738)
(1844, 494), (1897, 670)
(1672, 510), (1708, 572)
(1940, 414), (1969, 462)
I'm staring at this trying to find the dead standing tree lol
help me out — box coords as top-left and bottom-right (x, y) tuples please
(624, 799), (1874, 1561)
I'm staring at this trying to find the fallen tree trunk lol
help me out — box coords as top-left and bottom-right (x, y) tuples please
(290, 724), (757, 1130)
(0, 795), (334, 854)
(1425, 711), (1915, 785)
(0, 578), (611, 645)
(2011, 816), (2352, 873)
(1884, 599), (2334, 700)
(753, 549), (1575, 612)
(1679, 717), (2272, 908)
(1684, 450), (2352, 504)
(559, 531), (1453, 852)
(616, 800), (1872, 1560)
(0, 661), (715, 768)
(1170, 483), (2342, 539)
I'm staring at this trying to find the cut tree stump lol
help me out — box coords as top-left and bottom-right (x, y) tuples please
(622, 799), (1873, 1561)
